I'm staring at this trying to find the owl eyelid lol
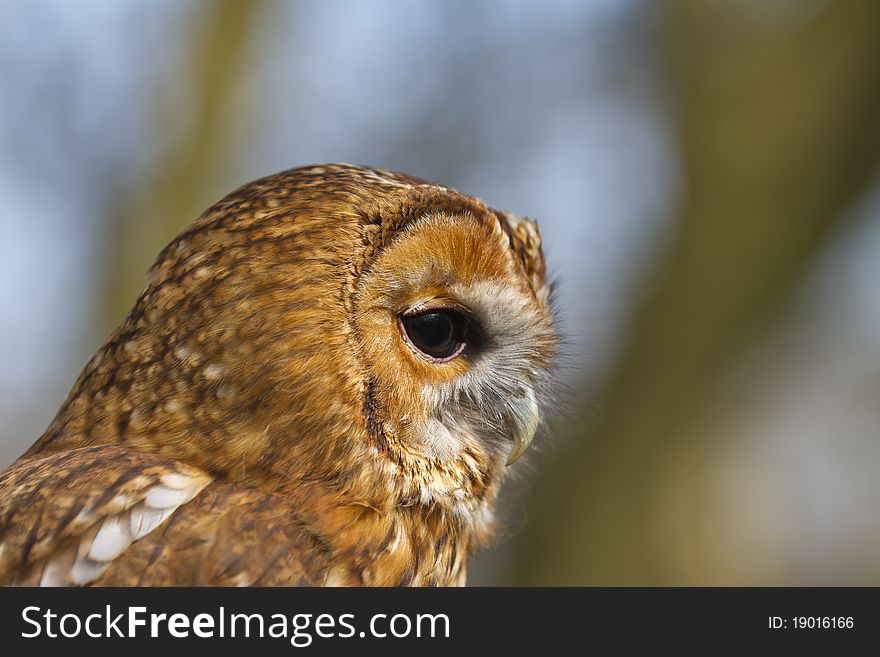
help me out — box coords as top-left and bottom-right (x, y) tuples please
(402, 299), (470, 316)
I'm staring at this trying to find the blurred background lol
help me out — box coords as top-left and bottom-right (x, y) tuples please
(2, 0), (879, 585)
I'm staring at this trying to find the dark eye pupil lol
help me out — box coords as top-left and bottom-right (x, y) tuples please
(411, 313), (453, 349)
(401, 310), (467, 361)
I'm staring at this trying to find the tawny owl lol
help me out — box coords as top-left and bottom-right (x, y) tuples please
(0, 164), (556, 586)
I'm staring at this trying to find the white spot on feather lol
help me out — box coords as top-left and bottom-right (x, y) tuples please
(70, 557), (109, 585)
(89, 515), (132, 562)
(40, 549), (75, 587)
(73, 507), (97, 526)
(203, 363), (225, 380)
(160, 472), (196, 490)
(129, 503), (175, 540)
(324, 566), (351, 587)
(145, 484), (198, 509)
(174, 346), (193, 361)
(359, 169), (412, 189)
(388, 524), (403, 553)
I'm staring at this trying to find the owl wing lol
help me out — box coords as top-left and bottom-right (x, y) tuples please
(0, 445), (328, 586)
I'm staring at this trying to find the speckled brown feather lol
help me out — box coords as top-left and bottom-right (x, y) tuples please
(1, 164), (556, 586)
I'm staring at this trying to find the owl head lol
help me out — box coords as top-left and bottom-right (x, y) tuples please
(351, 178), (556, 480)
(41, 164), (557, 538)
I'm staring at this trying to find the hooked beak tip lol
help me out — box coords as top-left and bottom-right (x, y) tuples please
(506, 387), (540, 466)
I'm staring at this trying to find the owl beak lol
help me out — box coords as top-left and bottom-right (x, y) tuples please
(506, 386), (540, 466)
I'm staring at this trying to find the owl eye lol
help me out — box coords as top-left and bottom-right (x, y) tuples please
(399, 309), (469, 362)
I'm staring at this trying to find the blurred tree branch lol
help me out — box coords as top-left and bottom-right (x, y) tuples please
(98, 0), (267, 335)
(516, 0), (880, 584)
